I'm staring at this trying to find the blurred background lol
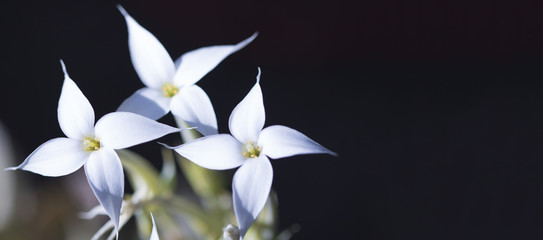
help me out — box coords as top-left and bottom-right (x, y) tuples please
(2, 0), (543, 239)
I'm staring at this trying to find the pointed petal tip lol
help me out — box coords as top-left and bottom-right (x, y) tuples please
(327, 149), (339, 157)
(157, 142), (179, 150)
(94, 112), (179, 149)
(181, 126), (197, 131)
(247, 32), (259, 42)
(259, 125), (338, 159)
(116, 4), (128, 16)
(228, 72), (265, 142)
(236, 32), (259, 50)
(256, 67), (261, 83)
(315, 142), (338, 157)
(59, 59), (68, 76)
(59, 59), (65, 69)
(4, 166), (18, 171)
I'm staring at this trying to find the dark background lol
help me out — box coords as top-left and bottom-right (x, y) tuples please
(2, 0), (543, 239)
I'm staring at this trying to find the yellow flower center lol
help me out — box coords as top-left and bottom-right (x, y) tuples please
(161, 83), (179, 98)
(83, 137), (101, 152)
(242, 141), (262, 158)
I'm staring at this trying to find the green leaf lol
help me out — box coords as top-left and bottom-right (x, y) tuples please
(117, 149), (164, 198)
(159, 147), (177, 192)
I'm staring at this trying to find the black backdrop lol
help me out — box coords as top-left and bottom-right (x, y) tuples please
(2, 0), (543, 239)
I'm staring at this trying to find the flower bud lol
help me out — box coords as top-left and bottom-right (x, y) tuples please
(223, 224), (240, 240)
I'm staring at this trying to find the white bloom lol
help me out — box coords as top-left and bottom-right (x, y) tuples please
(116, 5), (257, 137)
(6, 61), (179, 236)
(169, 68), (337, 239)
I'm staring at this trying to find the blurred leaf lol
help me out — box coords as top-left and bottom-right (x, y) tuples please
(134, 208), (154, 240)
(177, 155), (228, 201)
(160, 147), (177, 193)
(161, 195), (218, 237)
(117, 149), (164, 200)
(244, 191), (279, 240)
(174, 119), (229, 208)
(0, 122), (15, 230)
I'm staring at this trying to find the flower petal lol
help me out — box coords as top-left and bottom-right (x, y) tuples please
(117, 87), (171, 120)
(57, 60), (95, 140)
(171, 134), (245, 170)
(118, 5), (175, 88)
(150, 213), (159, 240)
(95, 112), (179, 149)
(232, 156), (273, 238)
(259, 125), (337, 159)
(172, 32), (258, 87)
(6, 137), (88, 177)
(170, 85), (218, 136)
(229, 70), (265, 143)
(84, 147), (124, 232)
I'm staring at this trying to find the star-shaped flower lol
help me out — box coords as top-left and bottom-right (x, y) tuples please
(6, 61), (179, 236)
(116, 5), (257, 137)
(168, 68), (337, 238)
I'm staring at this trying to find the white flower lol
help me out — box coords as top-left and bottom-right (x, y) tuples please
(168, 68), (337, 239)
(116, 5), (257, 137)
(6, 61), (179, 236)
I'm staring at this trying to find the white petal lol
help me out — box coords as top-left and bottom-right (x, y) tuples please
(259, 125), (337, 159)
(232, 156), (273, 238)
(150, 213), (159, 240)
(118, 5), (175, 88)
(57, 60), (95, 140)
(171, 134), (245, 170)
(95, 112), (179, 149)
(170, 85), (218, 136)
(84, 148), (124, 232)
(6, 138), (88, 177)
(229, 72), (265, 143)
(172, 32), (258, 87)
(117, 87), (171, 120)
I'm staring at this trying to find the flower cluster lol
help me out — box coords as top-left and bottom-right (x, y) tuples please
(6, 5), (336, 240)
